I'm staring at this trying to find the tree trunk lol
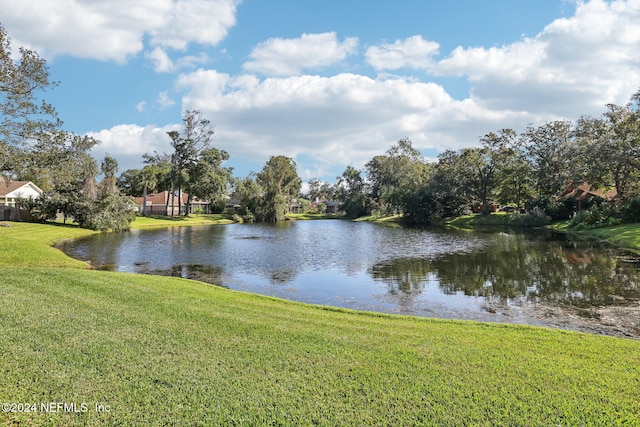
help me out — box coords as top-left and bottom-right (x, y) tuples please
(142, 184), (148, 216)
(185, 193), (192, 216)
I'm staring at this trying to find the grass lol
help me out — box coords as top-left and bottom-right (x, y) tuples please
(130, 213), (234, 228)
(547, 220), (640, 253)
(353, 213), (403, 223)
(445, 212), (513, 229)
(285, 213), (345, 220)
(1, 221), (640, 425)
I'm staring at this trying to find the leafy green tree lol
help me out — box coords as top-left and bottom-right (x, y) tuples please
(75, 156), (136, 231)
(163, 109), (220, 215)
(335, 166), (372, 218)
(0, 23), (61, 178)
(522, 121), (575, 198)
(185, 147), (232, 212)
(231, 175), (262, 222)
(307, 178), (335, 202)
(256, 155), (301, 222)
(366, 138), (429, 216)
(16, 131), (99, 223)
(427, 150), (473, 219)
(460, 129), (519, 213)
(573, 93), (640, 199)
(495, 141), (534, 208)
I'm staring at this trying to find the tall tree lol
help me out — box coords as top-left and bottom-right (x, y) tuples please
(165, 109), (217, 215)
(75, 156), (136, 231)
(17, 130), (99, 223)
(573, 93), (640, 199)
(335, 166), (372, 218)
(185, 147), (232, 212)
(427, 150), (473, 219)
(231, 175), (262, 222)
(307, 178), (334, 202)
(522, 121), (575, 197)
(149, 109), (226, 215)
(366, 138), (428, 215)
(256, 155), (301, 222)
(495, 142), (534, 208)
(0, 23), (61, 177)
(460, 129), (518, 213)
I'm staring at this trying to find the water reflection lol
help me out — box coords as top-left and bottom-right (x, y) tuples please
(369, 232), (640, 314)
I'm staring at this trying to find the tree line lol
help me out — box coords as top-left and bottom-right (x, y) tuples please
(330, 91), (640, 226)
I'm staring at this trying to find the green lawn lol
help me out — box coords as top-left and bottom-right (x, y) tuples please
(1, 222), (640, 425)
(286, 213), (345, 220)
(548, 221), (640, 253)
(130, 213), (234, 228)
(445, 212), (514, 228)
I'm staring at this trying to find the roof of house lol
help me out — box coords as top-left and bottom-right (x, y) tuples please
(559, 183), (617, 202)
(0, 181), (43, 197)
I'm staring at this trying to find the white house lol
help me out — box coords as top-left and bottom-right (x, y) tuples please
(0, 181), (43, 207)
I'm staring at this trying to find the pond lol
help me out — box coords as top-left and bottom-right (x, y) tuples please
(57, 220), (640, 338)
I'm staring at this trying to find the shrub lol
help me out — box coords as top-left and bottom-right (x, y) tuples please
(510, 207), (551, 227)
(621, 197), (640, 223)
(569, 203), (622, 229)
(526, 196), (574, 221)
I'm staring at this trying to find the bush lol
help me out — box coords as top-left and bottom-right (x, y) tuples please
(526, 196), (575, 221)
(510, 207), (551, 227)
(621, 197), (640, 223)
(569, 203), (622, 229)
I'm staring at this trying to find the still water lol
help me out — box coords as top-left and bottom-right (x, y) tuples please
(58, 220), (640, 337)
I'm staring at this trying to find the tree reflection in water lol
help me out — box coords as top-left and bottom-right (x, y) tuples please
(369, 231), (640, 312)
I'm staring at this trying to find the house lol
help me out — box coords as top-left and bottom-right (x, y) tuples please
(0, 180), (43, 221)
(0, 181), (43, 207)
(558, 183), (617, 210)
(323, 200), (341, 214)
(134, 191), (211, 215)
(309, 199), (341, 214)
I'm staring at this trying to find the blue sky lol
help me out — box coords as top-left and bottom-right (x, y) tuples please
(2, 0), (640, 186)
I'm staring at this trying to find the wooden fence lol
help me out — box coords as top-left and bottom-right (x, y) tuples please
(1, 207), (35, 222)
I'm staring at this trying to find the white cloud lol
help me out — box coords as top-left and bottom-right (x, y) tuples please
(87, 123), (180, 172)
(365, 35), (440, 71)
(242, 32), (359, 76)
(144, 47), (209, 73)
(135, 101), (147, 112)
(145, 47), (175, 73)
(174, 70), (528, 172)
(434, 0), (640, 116)
(157, 92), (176, 109)
(0, 0), (239, 62)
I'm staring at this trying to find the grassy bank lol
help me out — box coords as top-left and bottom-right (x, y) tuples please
(353, 213), (403, 223)
(445, 212), (515, 229)
(130, 213), (234, 228)
(285, 213), (345, 220)
(548, 221), (640, 253)
(2, 222), (640, 425)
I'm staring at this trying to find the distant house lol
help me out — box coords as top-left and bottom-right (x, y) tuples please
(134, 191), (211, 215)
(0, 181), (43, 221)
(0, 181), (43, 207)
(309, 199), (341, 214)
(289, 199), (304, 214)
(558, 183), (617, 210)
(323, 200), (341, 214)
